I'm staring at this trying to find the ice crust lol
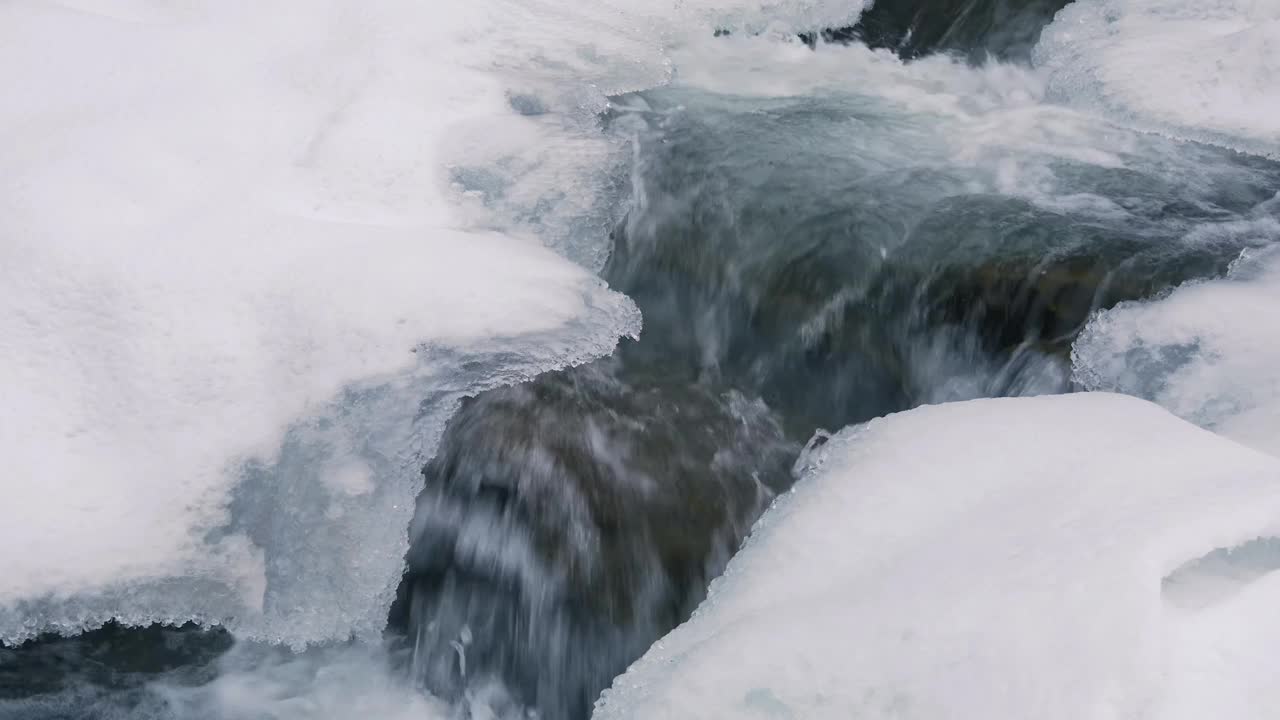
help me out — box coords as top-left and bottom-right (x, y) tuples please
(595, 393), (1280, 720)
(0, 0), (648, 647)
(1035, 0), (1280, 158)
(0, 0), (873, 651)
(1074, 242), (1280, 458)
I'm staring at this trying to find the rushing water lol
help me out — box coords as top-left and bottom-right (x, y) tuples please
(389, 49), (1280, 716)
(5, 2), (1280, 719)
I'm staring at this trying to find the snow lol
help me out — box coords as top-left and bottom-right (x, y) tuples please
(0, 0), (873, 652)
(1035, 0), (1280, 158)
(595, 393), (1280, 720)
(1158, 542), (1280, 720)
(0, 0), (648, 647)
(1074, 241), (1280, 459)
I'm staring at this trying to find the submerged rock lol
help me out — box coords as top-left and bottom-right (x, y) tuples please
(892, 195), (1249, 352)
(812, 0), (1073, 61)
(393, 363), (794, 719)
(598, 90), (1275, 432)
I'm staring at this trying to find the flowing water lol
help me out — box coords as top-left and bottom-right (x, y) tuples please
(389, 48), (1280, 717)
(4, 1), (1280, 719)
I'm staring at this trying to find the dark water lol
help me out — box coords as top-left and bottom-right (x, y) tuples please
(6, 2), (1280, 718)
(0, 624), (230, 720)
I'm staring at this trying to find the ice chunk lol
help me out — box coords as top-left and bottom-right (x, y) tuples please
(1073, 241), (1280, 458)
(595, 393), (1280, 720)
(1034, 0), (1280, 158)
(0, 0), (641, 647)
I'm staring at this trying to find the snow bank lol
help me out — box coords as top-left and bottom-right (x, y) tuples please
(595, 393), (1280, 720)
(1035, 0), (1280, 158)
(0, 0), (873, 652)
(0, 0), (648, 647)
(1074, 241), (1280, 458)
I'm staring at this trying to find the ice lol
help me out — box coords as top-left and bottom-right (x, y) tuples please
(595, 393), (1280, 720)
(0, 0), (647, 647)
(1035, 0), (1280, 158)
(1073, 241), (1280, 458)
(0, 0), (877, 654)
